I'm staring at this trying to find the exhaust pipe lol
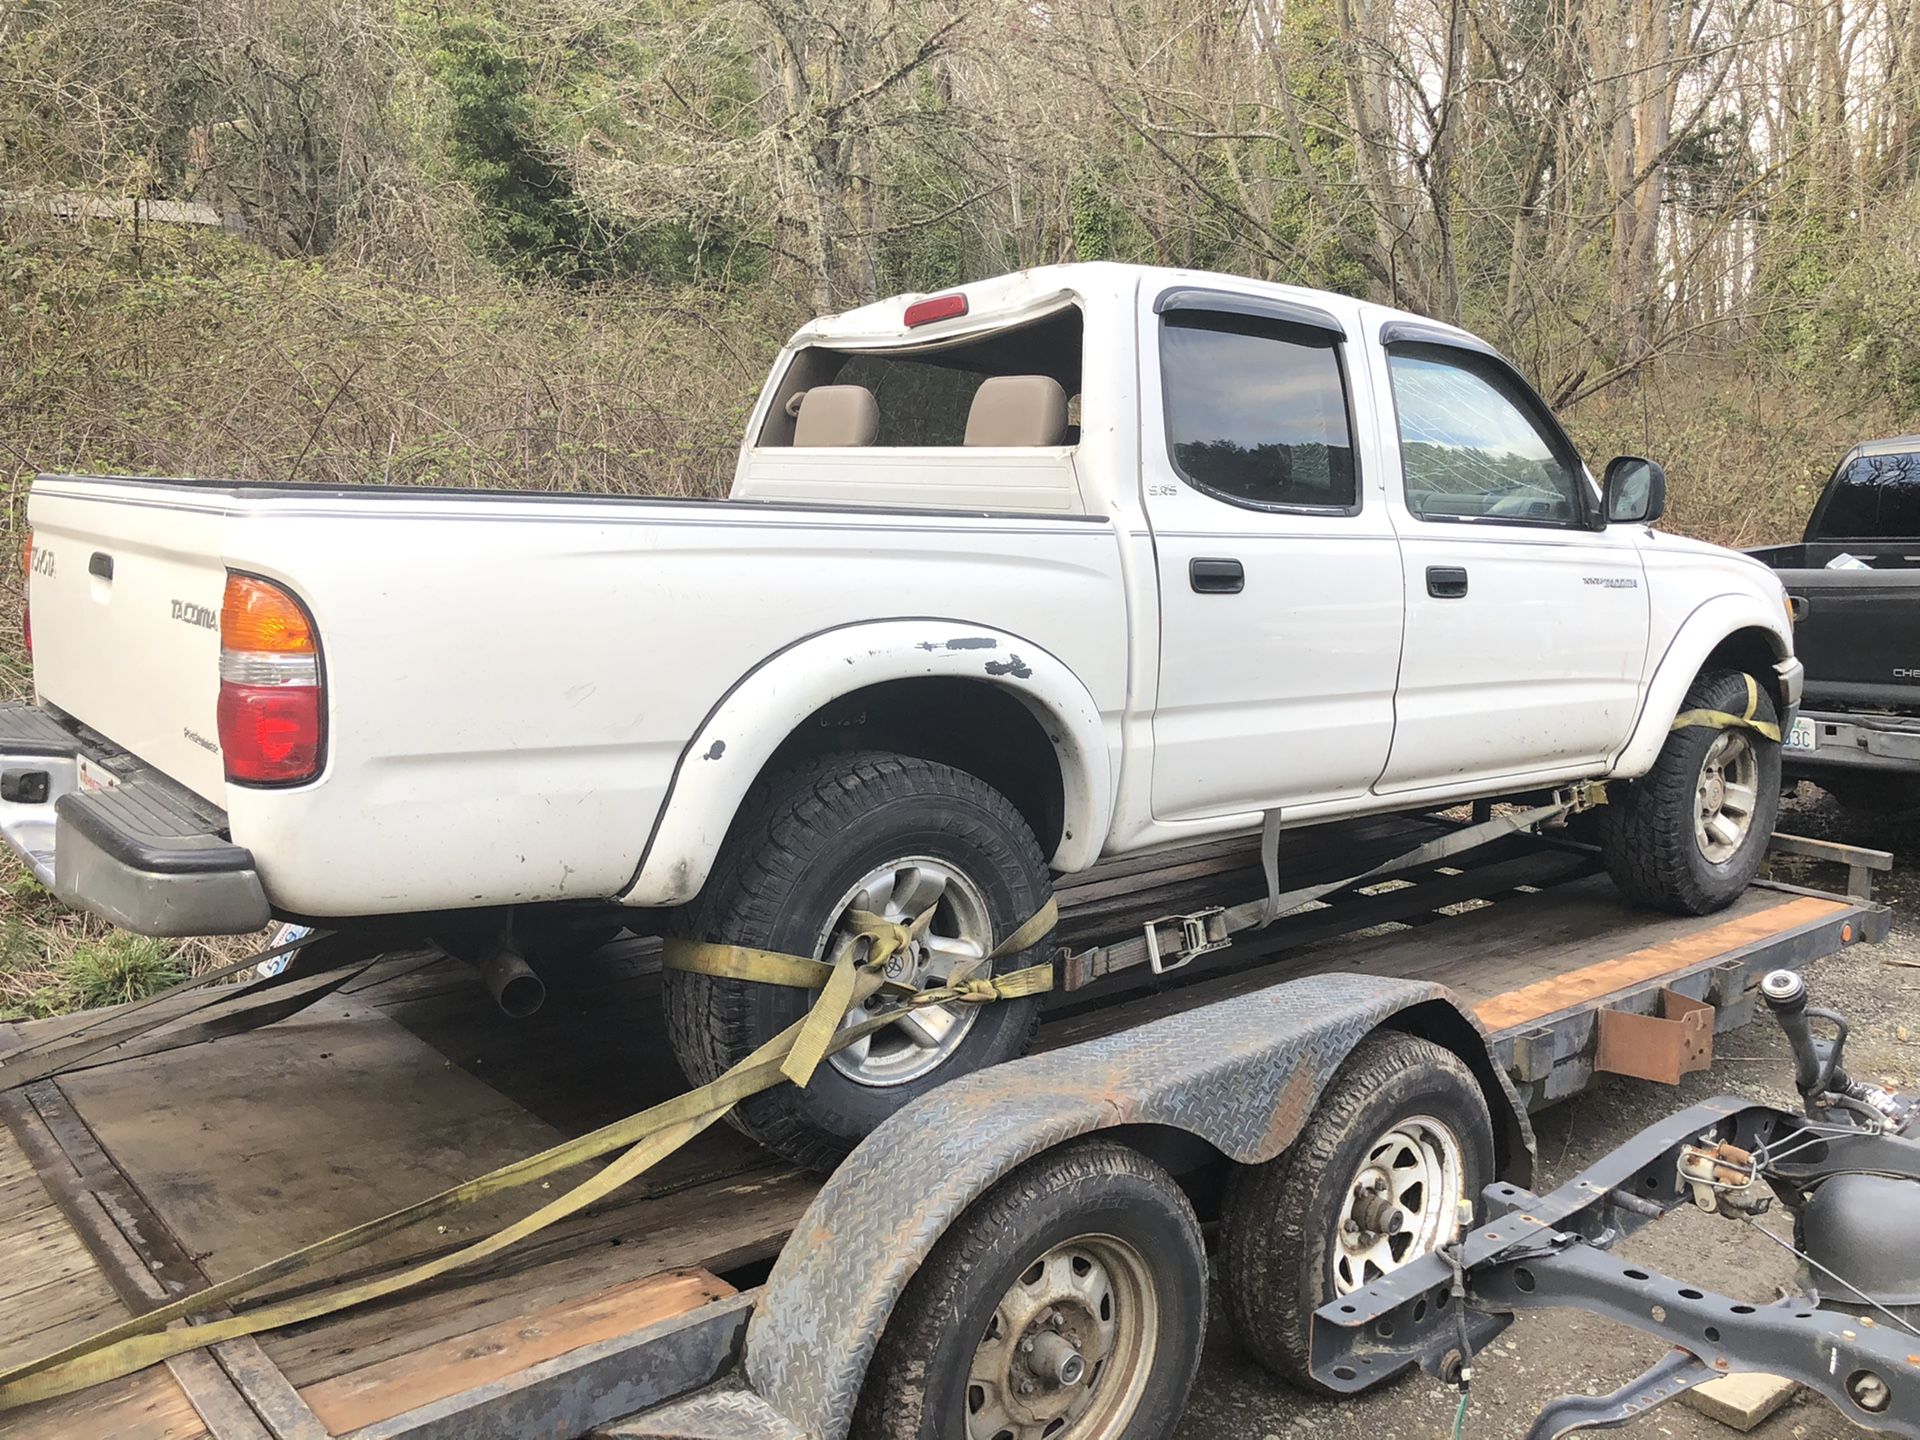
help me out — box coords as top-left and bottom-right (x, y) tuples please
(481, 937), (546, 1018)
(439, 931), (547, 1018)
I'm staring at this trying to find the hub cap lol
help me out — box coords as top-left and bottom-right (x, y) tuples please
(1333, 1116), (1465, 1295)
(821, 857), (992, 1088)
(967, 1236), (1157, 1440)
(1695, 729), (1759, 864)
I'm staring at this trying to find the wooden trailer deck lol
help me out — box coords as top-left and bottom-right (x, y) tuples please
(0, 819), (1890, 1440)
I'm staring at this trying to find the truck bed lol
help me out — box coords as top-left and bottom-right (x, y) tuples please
(0, 817), (1888, 1440)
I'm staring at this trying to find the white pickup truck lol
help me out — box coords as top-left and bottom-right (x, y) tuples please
(4, 263), (1800, 1164)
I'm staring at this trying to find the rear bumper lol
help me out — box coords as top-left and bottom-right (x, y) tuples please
(0, 702), (270, 935)
(1784, 707), (1920, 777)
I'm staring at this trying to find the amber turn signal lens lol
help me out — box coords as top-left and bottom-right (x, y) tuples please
(222, 574), (315, 654)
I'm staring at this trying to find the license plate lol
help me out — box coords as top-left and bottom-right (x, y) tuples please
(75, 755), (120, 793)
(258, 923), (314, 979)
(1784, 717), (1817, 752)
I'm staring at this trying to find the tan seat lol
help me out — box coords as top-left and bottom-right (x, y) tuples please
(965, 376), (1069, 447)
(793, 385), (880, 447)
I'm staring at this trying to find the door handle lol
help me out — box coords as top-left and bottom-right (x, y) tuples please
(1426, 565), (1469, 598)
(1189, 557), (1244, 594)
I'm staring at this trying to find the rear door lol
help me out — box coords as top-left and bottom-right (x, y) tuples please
(1142, 288), (1404, 821)
(27, 478), (230, 801)
(1362, 318), (1649, 792)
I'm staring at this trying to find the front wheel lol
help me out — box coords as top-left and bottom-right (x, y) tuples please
(664, 750), (1051, 1171)
(1602, 667), (1782, 915)
(854, 1140), (1209, 1440)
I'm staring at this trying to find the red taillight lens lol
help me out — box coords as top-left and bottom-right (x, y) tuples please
(217, 573), (323, 785)
(216, 683), (322, 782)
(21, 536), (31, 660)
(904, 293), (968, 327)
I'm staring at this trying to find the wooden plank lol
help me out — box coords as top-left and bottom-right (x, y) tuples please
(1681, 1371), (1799, 1431)
(262, 1167), (811, 1388)
(1472, 896), (1844, 1031)
(54, 998), (588, 1284)
(299, 1269), (733, 1435)
(0, 1118), (215, 1440)
(0, 1370), (210, 1440)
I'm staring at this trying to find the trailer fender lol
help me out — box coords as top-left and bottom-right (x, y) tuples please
(743, 974), (1532, 1440)
(621, 619), (1114, 907)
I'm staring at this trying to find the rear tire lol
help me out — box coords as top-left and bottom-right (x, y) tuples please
(1602, 667), (1781, 915)
(664, 750), (1051, 1171)
(1218, 1032), (1494, 1393)
(855, 1140), (1208, 1440)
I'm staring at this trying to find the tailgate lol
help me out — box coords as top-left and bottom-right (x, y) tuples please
(27, 478), (230, 802)
(1784, 566), (1920, 709)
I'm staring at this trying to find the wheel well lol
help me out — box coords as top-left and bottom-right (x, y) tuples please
(1704, 627), (1787, 711)
(1381, 1003), (1533, 1187)
(765, 678), (1067, 858)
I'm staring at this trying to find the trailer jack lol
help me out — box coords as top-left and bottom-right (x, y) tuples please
(1310, 969), (1920, 1438)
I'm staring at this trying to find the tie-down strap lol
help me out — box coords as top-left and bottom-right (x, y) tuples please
(0, 898), (1058, 1411)
(1670, 673), (1782, 743)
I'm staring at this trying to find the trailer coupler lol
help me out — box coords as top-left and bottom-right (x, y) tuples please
(1309, 1095), (1920, 1437)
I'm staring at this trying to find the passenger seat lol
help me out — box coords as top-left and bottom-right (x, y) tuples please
(965, 376), (1069, 447)
(793, 385), (880, 447)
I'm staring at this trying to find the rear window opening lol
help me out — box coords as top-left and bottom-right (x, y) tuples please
(757, 306), (1083, 449)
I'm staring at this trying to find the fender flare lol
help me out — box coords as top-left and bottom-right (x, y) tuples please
(1611, 594), (1793, 777)
(742, 974), (1532, 1440)
(621, 619), (1115, 907)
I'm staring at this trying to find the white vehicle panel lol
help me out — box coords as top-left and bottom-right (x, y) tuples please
(204, 491), (1129, 917)
(27, 484), (228, 800)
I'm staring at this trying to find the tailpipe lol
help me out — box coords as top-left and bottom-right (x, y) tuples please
(440, 931), (547, 1018)
(481, 937), (546, 1018)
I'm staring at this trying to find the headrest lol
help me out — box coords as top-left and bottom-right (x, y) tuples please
(965, 375), (1069, 447)
(793, 385), (880, 447)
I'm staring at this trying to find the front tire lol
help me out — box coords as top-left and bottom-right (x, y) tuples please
(855, 1140), (1208, 1440)
(1602, 667), (1782, 915)
(1218, 1032), (1494, 1393)
(664, 750), (1051, 1171)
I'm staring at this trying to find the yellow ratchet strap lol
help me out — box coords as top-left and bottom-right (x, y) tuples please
(0, 897), (1058, 1411)
(1669, 673), (1782, 743)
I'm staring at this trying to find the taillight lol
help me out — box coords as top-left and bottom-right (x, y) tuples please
(21, 535), (31, 659)
(904, 292), (968, 327)
(217, 573), (323, 785)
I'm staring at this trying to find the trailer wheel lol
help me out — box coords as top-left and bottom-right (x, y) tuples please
(855, 1139), (1207, 1440)
(665, 750), (1051, 1170)
(1219, 1031), (1494, 1393)
(1602, 667), (1781, 915)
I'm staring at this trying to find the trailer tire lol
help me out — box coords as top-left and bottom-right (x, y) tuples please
(1602, 667), (1781, 915)
(664, 750), (1050, 1171)
(1218, 1031), (1494, 1393)
(854, 1139), (1207, 1440)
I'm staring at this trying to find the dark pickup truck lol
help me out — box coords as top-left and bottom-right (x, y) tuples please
(1750, 435), (1920, 808)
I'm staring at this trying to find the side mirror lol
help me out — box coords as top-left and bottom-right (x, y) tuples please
(1602, 455), (1666, 525)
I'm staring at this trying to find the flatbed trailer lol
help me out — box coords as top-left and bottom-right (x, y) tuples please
(0, 816), (1891, 1440)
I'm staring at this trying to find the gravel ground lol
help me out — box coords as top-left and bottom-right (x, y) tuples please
(1176, 784), (1920, 1440)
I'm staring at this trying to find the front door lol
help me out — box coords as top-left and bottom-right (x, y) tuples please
(1144, 294), (1405, 821)
(1365, 321), (1649, 793)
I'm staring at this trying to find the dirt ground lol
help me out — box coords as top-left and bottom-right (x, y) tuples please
(1176, 783), (1920, 1440)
